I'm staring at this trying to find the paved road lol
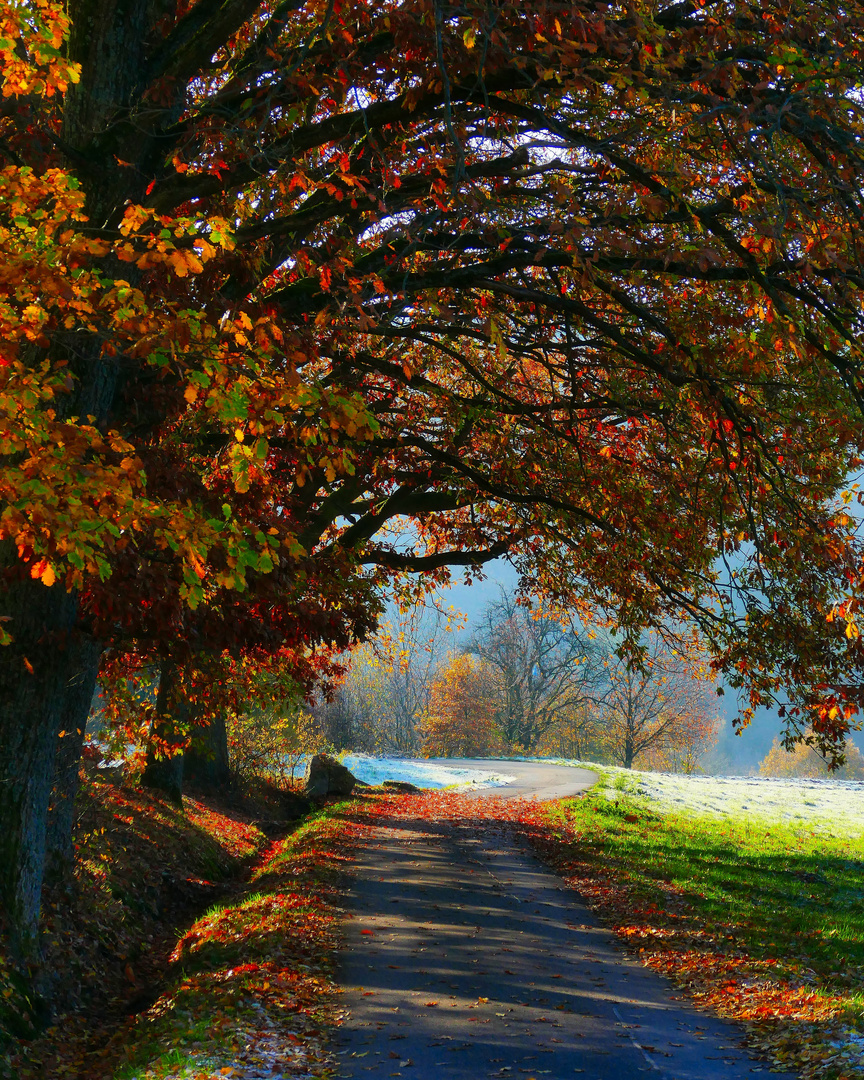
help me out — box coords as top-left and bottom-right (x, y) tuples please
(333, 760), (794, 1080)
(424, 758), (599, 801)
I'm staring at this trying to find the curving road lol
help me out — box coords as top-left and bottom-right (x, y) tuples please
(333, 758), (795, 1080)
(423, 757), (599, 800)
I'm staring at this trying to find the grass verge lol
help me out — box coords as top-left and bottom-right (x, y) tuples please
(92, 801), (360, 1080)
(5, 775), (270, 1078)
(4, 772), (363, 1080)
(520, 776), (864, 1079)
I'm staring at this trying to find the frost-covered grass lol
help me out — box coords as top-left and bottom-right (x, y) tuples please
(339, 753), (516, 790)
(537, 758), (864, 838)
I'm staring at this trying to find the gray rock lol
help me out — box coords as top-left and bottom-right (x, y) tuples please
(383, 780), (421, 794)
(305, 753), (357, 798)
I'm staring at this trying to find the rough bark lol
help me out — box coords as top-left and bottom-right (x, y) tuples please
(0, 564), (80, 970)
(184, 712), (232, 790)
(0, 0), (207, 963)
(44, 636), (103, 885)
(141, 661), (187, 806)
(142, 751), (185, 807)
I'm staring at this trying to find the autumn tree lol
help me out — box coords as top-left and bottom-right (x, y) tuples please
(534, 703), (603, 761)
(420, 654), (502, 758)
(596, 637), (720, 770)
(317, 606), (454, 753)
(759, 735), (864, 780)
(227, 697), (328, 789)
(469, 593), (603, 752)
(5, 0), (864, 978)
(636, 711), (721, 775)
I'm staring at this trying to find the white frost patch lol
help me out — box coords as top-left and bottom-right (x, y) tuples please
(538, 758), (864, 836)
(341, 754), (516, 790)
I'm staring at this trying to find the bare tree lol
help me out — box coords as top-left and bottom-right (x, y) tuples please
(535, 702), (603, 761)
(597, 636), (719, 769)
(317, 605), (452, 753)
(469, 593), (604, 753)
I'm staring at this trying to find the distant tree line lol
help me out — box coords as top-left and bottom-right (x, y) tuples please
(313, 594), (721, 772)
(759, 737), (864, 780)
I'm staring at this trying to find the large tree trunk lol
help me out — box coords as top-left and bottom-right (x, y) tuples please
(0, 567), (80, 971)
(0, 332), (119, 973)
(141, 661), (187, 806)
(142, 750), (185, 807)
(0, 0), (220, 985)
(184, 712), (232, 790)
(44, 636), (103, 885)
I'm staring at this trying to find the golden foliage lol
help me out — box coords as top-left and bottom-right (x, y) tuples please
(759, 735), (864, 780)
(420, 654), (504, 758)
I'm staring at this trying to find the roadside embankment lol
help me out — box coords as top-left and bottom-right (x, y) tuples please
(3, 770), (362, 1080)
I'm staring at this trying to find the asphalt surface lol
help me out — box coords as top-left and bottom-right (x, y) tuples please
(333, 759), (795, 1080)
(424, 758), (600, 801)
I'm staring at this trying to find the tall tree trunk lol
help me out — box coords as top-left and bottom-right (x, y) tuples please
(44, 636), (103, 885)
(141, 661), (187, 806)
(0, 332), (120, 975)
(0, 0), (195, 986)
(184, 712), (232, 790)
(0, 566), (80, 971)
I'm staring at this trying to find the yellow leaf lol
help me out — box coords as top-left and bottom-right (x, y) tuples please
(169, 249), (188, 277)
(40, 564), (56, 587)
(184, 250), (203, 274)
(184, 384), (199, 403)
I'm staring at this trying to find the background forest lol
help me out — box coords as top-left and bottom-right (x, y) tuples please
(89, 590), (857, 783)
(311, 592), (722, 770)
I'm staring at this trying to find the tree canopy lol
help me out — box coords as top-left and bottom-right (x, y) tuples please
(2, 0), (864, 967)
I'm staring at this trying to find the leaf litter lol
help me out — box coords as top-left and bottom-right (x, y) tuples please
(12, 772), (862, 1080)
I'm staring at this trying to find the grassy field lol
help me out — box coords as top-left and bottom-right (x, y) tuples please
(528, 771), (864, 1080)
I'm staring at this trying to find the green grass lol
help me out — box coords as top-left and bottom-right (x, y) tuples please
(106, 801), (357, 1080)
(531, 782), (864, 1078)
(546, 789), (864, 991)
